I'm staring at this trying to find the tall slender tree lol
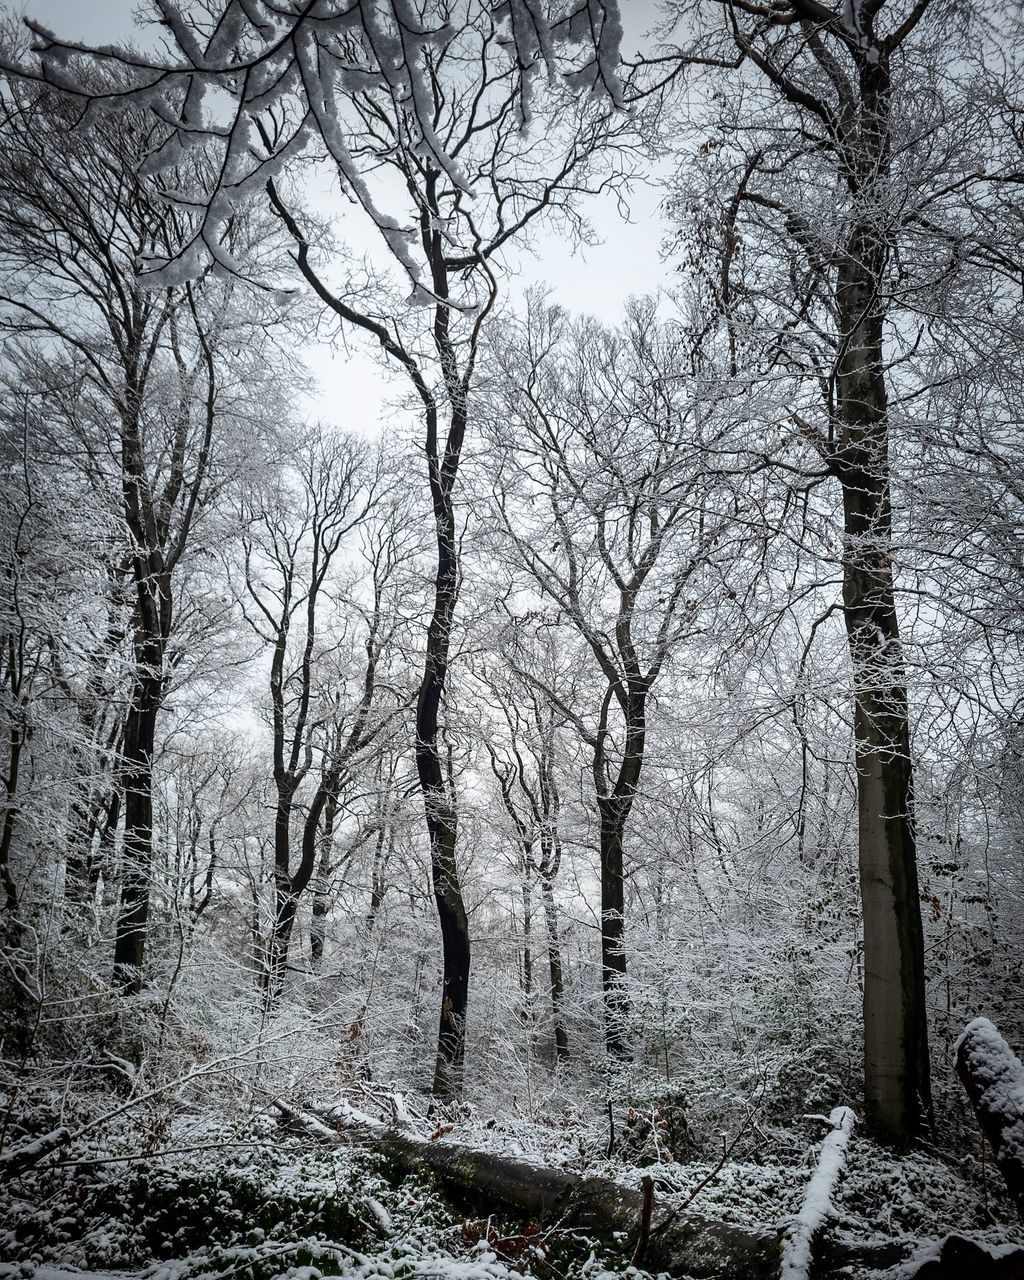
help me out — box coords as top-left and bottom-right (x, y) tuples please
(654, 0), (1017, 1140)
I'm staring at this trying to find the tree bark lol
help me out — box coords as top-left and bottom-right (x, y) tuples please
(112, 658), (162, 993)
(309, 786), (339, 974)
(595, 704), (646, 1059)
(831, 55), (931, 1145)
(540, 870), (569, 1062)
(598, 796), (629, 1057)
(521, 872), (533, 1005)
(417, 271), (472, 1100)
(264, 776), (300, 1000)
(0, 723), (24, 923)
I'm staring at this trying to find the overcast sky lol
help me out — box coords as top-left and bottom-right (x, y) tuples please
(13, 0), (671, 434)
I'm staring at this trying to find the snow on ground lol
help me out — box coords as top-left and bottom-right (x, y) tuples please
(2, 1086), (1024, 1280)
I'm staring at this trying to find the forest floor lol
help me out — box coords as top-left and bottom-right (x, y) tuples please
(2, 1081), (1022, 1280)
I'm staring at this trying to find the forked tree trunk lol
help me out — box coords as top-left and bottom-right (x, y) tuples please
(266, 771), (345, 1000)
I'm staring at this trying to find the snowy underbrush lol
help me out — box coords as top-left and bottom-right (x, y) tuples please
(3, 989), (1023, 1280)
(5, 1146), (398, 1270)
(3, 1082), (1024, 1280)
(312, 1082), (1024, 1257)
(831, 1137), (1024, 1253)
(0, 1116), (647, 1280)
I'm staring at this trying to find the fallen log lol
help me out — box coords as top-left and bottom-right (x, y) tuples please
(273, 1099), (781, 1280)
(956, 1018), (1024, 1217)
(780, 1107), (855, 1280)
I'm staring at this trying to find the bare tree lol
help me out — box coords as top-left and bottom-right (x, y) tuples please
(650, 0), (1024, 1142)
(486, 297), (741, 1056)
(235, 427), (395, 998)
(482, 659), (570, 1062)
(0, 73), (286, 992)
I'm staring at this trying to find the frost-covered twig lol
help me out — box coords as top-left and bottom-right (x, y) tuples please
(0, 1018), (338, 1177)
(780, 1106), (855, 1280)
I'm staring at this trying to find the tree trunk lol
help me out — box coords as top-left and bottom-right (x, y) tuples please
(418, 460), (471, 1102)
(0, 723), (24, 923)
(428, 810), (470, 1100)
(263, 778), (299, 1002)
(365, 821), (388, 939)
(593, 687), (647, 1059)
(65, 695), (123, 905)
(65, 790), (111, 906)
(521, 871), (533, 1005)
(835, 163), (931, 1141)
(266, 895), (299, 1002)
(780, 1106), (855, 1280)
(540, 871), (569, 1062)
(598, 795), (630, 1058)
(309, 786), (339, 974)
(112, 667), (160, 994)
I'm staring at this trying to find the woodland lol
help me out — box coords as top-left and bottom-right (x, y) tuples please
(0, 1), (1023, 1278)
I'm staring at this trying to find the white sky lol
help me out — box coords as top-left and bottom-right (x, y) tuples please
(14, 0), (671, 434)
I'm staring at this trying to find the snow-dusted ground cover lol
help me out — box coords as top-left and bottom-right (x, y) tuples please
(4, 1078), (1021, 1280)
(0, 1110), (646, 1280)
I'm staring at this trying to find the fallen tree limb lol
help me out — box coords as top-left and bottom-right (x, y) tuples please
(0, 1126), (71, 1177)
(272, 1099), (781, 1280)
(780, 1107), (855, 1280)
(956, 1017), (1024, 1217)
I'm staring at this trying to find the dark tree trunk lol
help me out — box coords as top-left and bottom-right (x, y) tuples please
(266, 895), (298, 1000)
(595, 703), (646, 1059)
(263, 777), (299, 1001)
(597, 796), (629, 1057)
(521, 872), (533, 1005)
(64, 621), (126, 906)
(266, 770), (341, 999)
(112, 662), (161, 994)
(540, 870), (569, 1062)
(265, 168), (476, 1100)
(309, 785), (339, 973)
(365, 821), (388, 937)
(0, 724), (23, 924)
(418, 451), (471, 1102)
(831, 59), (931, 1144)
(65, 788), (115, 905)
